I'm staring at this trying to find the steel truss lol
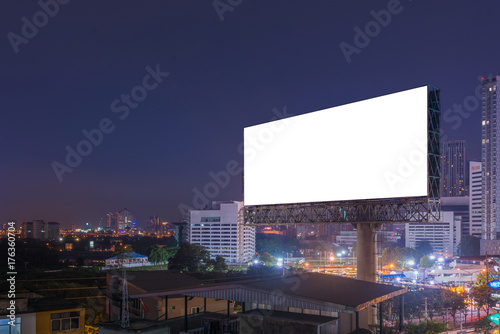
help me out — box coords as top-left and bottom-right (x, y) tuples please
(243, 86), (441, 225)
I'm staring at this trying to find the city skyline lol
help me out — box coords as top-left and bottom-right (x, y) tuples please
(1, 2), (494, 226)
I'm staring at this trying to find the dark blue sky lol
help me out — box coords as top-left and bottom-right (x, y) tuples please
(0, 1), (494, 227)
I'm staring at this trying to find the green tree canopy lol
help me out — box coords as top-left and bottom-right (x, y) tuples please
(211, 255), (228, 271)
(380, 246), (417, 269)
(419, 255), (434, 268)
(168, 242), (211, 272)
(406, 320), (447, 334)
(470, 283), (493, 318)
(443, 289), (467, 324)
(112, 243), (133, 255)
(259, 252), (275, 266)
(149, 245), (171, 265)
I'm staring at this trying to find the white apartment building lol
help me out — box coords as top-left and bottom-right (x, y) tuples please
(406, 211), (461, 257)
(469, 161), (483, 238)
(189, 201), (255, 265)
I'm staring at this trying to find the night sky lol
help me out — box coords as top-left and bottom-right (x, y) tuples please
(1, 1), (495, 227)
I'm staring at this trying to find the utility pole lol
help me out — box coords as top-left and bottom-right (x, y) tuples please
(424, 297), (428, 320)
(121, 254), (129, 329)
(486, 251), (489, 283)
(460, 311), (463, 334)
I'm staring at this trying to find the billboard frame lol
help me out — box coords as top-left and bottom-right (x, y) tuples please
(242, 86), (440, 225)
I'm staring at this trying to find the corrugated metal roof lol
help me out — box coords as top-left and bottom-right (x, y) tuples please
(125, 272), (406, 314)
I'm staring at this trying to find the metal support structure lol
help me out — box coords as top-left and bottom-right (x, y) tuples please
(242, 87), (441, 227)
(227, 300), (231, 319)
(121, 271), (129, 328)
(204, 297), (206, 312)
(243, 197), (439, 225)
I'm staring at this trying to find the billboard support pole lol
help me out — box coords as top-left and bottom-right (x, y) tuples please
(356, 222), (381, 330)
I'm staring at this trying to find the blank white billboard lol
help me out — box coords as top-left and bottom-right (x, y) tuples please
(244, 86), (428, 206)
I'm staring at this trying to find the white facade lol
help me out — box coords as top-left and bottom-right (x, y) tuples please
(469, 161), (483, 238)
(189, 201), (255, 264)
(406, 211), (461, 257)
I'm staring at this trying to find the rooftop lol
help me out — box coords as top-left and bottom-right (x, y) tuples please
(118, 271), (406, 313)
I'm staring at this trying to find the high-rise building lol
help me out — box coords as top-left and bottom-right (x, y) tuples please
(189, 201), (255, 264)
(46, 222), (60, 239)
(20, 220), (45, 239)
(106, 212), (115, 229)
(115, 208), (134, 232)
(146, 216), (160, 233)
(20, 220), (59, 239)
(441, 140), (467, 197)
(469, 161), (483, 238)
(482, 76), (500, 239)
(406, 211), (461, 257)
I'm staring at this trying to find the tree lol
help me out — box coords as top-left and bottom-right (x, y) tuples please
(211, 255), (228, 271)
(443, 289), (466, 324)
(380, 246), (417, 269)
(149, 245), (170, 266)
(132, 236), (155, 256)
(457, 235), (480, 256)
(419, 255), (434, 268)
(168, 242), (211, 272)
(113, 243), (133, 255)
(470, 284), (493, 319)
(406, 320), (447, 334)
(475, 316), (494, 334)
(380, 246), (399, 267)
(415, 240), (433, 257)
(259, 252), (275, 266)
